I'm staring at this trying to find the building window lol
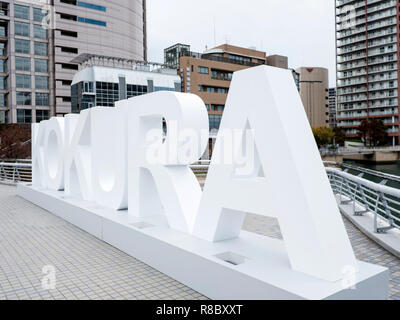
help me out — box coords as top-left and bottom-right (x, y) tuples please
(60, 30), (78, 38)
(33, 7), (47, 22)
(34, 41), (48, 56)
(34, 24), (47, 39)
(35, 93), (49, 106)
(77, 17), (106, 27)
(16, 74), (31, 88)
(96, 81), (120, 107)
(16, 92), (31, 105)
(14, 4), (30, 20)
(35, 59), (48, 73)
(0, 76), (7, 89)
(83, 81), (94, 93)
(36, 109), (49, 122)
(154, 87), (174, 92)
(77, 2), (106, 12)
(0, 23), (6, 37)
(0, 42), (6, 56)
(60, 13), (77, 21)
(209, 114), (222, 130)
(211, 70), (233, 81)
(15, 21), (30, 37)
(61, 46), (78, 54)
(17, 109), (32, 123)
(35, 75), (48, 89)
(61, 63), (78, 70)
(0, 59), (6, 73)
(126, 84), (148, 98)
(0, 93), (7, 107)
(198, 66), (209, 74)
(15, 56), (31, 71)
(15, 39), (30, 54)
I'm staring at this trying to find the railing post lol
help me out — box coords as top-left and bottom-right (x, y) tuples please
(373, 193), (381, 233)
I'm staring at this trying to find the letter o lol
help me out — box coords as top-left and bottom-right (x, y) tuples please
(43, 117), (65, 191)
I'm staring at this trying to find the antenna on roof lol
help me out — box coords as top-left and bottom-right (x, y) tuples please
(213, 16), (216, 46)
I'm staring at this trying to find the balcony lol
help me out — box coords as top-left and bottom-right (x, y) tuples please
(179, 51), (263, 68)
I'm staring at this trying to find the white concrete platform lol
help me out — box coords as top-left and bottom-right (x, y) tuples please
(336, 194), (400, 260)
(18, 184), (390, 300)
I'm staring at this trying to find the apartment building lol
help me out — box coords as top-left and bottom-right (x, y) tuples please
(165, 43), (290, 130)
(296, 67), (329, 128)
(329, 87), (338, 128)
(336, 0), (399, 145)
(0, 0), (146, 124)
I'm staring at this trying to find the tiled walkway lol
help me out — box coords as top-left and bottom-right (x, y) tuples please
(1, 183), (400, 300)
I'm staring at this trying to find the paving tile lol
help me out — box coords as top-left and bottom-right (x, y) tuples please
(1, 183), (400, 300)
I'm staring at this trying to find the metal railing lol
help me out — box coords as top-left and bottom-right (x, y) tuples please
(0, 160), (32, 185)
(0, 159), (211, 184)
(327, 168), (400, 233)
(4, 159), (400, 235)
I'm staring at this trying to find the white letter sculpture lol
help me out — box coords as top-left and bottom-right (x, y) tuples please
(117, 92), (209, 234)
(192, 66), (358, 282)
(29, 66), (360, 285)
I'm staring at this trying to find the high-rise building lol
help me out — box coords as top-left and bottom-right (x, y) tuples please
(0, 0), (146, 124)
(165, 43), (290, 131)
(296, 67), (330, 128)
(329, 87), (337, 128)
(336, 0), (399, 145)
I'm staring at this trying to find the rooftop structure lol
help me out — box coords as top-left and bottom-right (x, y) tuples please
(71, 63), (181, 113)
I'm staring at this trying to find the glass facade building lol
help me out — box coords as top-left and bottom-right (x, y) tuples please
(0, 0), (147, 124)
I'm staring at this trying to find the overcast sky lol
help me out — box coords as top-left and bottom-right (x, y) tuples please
(147, 0), (337, 87)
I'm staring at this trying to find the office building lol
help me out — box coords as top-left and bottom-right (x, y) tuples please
(0, 0), (146, 124)
(165, 43), (290, 130)
(71, 55), (181, 113)
(336, 0), (399, 145)
(296, 67), (329, 128)
(329, 87), (337, 128)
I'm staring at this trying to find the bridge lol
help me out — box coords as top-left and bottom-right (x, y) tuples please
(322, 147), (400, 163)
(2, 160), (400, 300)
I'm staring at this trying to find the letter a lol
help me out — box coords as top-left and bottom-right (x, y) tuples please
(192, 66), (358, 282)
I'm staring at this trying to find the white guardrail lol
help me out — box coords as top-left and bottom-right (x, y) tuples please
(327, 167), (400, 233)
(2, 159), (400, 235)
(0, 160), (32, 185)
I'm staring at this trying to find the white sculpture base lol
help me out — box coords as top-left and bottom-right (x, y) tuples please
(18, 184), (389, 300)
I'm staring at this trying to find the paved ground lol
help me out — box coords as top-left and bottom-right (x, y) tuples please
(1, 183), (400, 300)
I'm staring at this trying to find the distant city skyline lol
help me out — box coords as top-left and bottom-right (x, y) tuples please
(146, 0), (337, 86)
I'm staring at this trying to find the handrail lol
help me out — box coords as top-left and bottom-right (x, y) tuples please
(5, 160), (400, 236)
(327, 168), (400, 233)
(0, 159), (211, 184)
(0, 161), (32, 185)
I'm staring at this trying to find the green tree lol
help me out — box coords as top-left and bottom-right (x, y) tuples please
(312, 127), (335, 148)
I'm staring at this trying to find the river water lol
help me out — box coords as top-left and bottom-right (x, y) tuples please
(344, 160), (400, 188)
